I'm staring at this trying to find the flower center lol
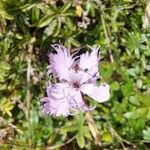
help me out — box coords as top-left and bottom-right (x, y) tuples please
(72, 82), (80, 89)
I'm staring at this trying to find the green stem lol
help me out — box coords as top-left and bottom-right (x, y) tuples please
(100, 4), (114, 63)
(26, 45), (32, 148)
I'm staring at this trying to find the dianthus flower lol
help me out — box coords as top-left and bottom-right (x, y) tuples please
(41, 44), (110, 116)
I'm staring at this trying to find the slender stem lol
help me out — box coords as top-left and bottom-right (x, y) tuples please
(0, 117), (17, 129)
(26, 46), (32, 148)
(3, 136), (76, 149)
(26, 55), (31, 120)
(110, 126), (127, 150)
(85, 112), (101, 145)
(100, 4), (114, 63)
(46, 136), (76, 150)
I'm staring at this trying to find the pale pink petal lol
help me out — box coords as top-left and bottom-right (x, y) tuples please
(80, 83), (110, 103)
(48, 44), (74, 80)
(78, 71), (94, 84)
(41, 97), (70, 116)
(69, 89), (95, 112)
(78, 46), (100, 80)
(66, 70), (93, 86)
(46, 83), (69, 98)
(69, 89), (84, 109)
(42, 83), (71, 116)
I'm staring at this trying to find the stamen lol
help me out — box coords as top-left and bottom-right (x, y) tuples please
(72, 82), (80, 88)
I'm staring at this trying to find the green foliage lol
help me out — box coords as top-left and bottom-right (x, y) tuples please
(0, 0), (150, 149)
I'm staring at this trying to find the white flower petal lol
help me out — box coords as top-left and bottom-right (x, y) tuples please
(80, 83), (110, 103)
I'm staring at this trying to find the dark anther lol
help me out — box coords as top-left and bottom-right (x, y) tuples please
(84, 68), (88, 72)
(73, 82), (80, 88)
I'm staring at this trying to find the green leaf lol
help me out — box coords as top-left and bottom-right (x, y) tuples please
(143, 128), (150, 141)
(38, 15), (54, 28)
(32, 6), (40, 23)
(121, 82), (133, 97)
(102, 132), (113, 142)
(66, 18), (76, 31)
(53, 18), (61, 37)
(82, 126), (91, 139)
(0, 62), (10, 70)
(0, 84), (7, 91)
(0, 98), (14, 117)
(100, 62), (114, 80)
(124, 111), (138, 119)
(0, 10), (13, 20)
(61, 124), (78, 133)
(111, 81), (120, 91)
(15, 13), (29, 33)
(69, 38), (80, 47)
(22, 3), (35, 11)
(76, 132), (85, 148)
(129, 96), (140, 106)
(59, 2), (71, 13)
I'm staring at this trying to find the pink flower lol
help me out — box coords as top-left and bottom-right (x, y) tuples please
(41, 44), (110, 116)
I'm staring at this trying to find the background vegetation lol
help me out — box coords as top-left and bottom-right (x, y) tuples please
(0, 0), (150, 149)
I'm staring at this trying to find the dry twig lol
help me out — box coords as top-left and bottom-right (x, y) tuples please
(85, 112), (101, 145)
